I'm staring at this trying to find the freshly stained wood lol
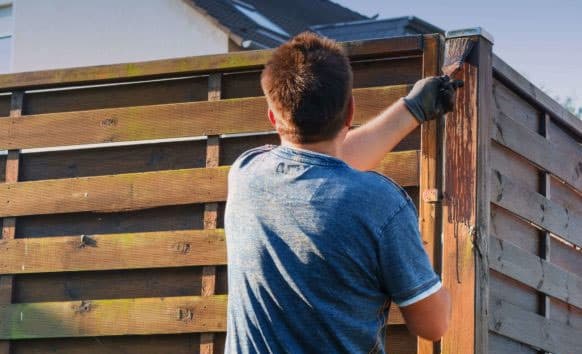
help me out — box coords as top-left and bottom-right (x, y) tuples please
(491, 112), (582, 192)
(493, 54), (582, 136)
(0, 295), (227, 339)
(0, 36), (422, 91)
(491, 169), (582, 247)
(0, 151), (419, 217)
(489, 236), (582, 308)
(0, 85), (410, 150)
(0, 166), (229, 217)
(0, 230), (226, 274)
(489, 297), (581, 353)
(418, 34), (441, 354)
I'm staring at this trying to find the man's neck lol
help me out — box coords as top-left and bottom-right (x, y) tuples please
(281, 139), (342, 159)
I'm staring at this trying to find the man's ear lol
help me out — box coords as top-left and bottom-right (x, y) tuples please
(268, 109), (277, 128)
(345, 95), (355, 128)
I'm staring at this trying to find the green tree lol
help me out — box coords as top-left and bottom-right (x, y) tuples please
(557, 96), (582, 119)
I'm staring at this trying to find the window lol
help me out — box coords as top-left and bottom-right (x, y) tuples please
(0, 3), (12, 73)
(232, 0), (289, 37)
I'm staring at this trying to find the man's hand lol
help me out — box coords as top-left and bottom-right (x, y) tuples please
(403, 76), (463, 123)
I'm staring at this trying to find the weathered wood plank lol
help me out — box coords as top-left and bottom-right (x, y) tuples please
(491, 112), (582, 192)
(489, 296), (581, 353)
(0, 85), (410, 150)
(0, 36), (423, 92)
(492, 54), (582, 136)
(0, 230), (226, 274)
(0, 85), (410, 149)
(0, 166), (229, 217)
(489, 236), (582, 308)
(0, 151), (419, 217)
(0, 295), (228, 339)
(490, 169), (582, 247)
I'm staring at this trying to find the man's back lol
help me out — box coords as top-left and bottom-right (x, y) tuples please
(225, 145), (440, 353)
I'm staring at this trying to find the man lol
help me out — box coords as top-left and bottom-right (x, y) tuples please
(225, 32), (458, 353)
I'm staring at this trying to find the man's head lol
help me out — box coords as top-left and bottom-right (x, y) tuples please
(261, 32), (353, 144)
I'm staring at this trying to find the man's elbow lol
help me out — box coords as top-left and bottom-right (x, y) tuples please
(400, 287), (451, 341)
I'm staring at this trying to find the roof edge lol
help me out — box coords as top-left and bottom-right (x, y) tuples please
(182, 0), (246, 47)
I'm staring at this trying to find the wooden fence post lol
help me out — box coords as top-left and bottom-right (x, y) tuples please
(0, 91), (24, 354)
(418, 33), (443, 354)
(440, 29), (493, 354)
(200, 73), (222, 354)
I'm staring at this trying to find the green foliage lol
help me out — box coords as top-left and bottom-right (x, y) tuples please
(556, 96), (582, 119)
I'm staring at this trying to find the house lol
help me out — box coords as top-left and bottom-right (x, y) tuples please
(0, 0), (442, 74)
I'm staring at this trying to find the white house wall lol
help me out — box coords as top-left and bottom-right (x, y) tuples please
(12, 0), (229, 72)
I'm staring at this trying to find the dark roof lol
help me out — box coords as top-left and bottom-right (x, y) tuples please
(311, 16), (444, 42)
(189, 0), (368, 48)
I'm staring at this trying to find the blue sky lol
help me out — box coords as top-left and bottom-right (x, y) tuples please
(335, 0), (582, 108)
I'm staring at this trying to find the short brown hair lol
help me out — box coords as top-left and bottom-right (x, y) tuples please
(261, 32), (353, 143)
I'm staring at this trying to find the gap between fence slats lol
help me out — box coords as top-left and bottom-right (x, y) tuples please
(0, 85), (410, 150)
(489, 236), (581, 309)
(0, 36), (423, 92)
(490, 169), (582, 247)
(492, 54), (582, 136)
(491, 112), (581, 193)
(0, 151), (419, 218)
(489, 296), (581, 353)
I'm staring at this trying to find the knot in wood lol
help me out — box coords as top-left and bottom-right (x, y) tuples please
(177, 308), (194, 322)
(73, 300), (92, 314)
(100, 117), (118, 127)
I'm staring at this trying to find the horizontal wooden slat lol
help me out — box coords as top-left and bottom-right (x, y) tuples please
(373, 150), (419, 187)
(0, 85), (410, 150)
(492, 112), (582, 192)
(489, 236), (582, 308)
(491, 169), (582, 247)
(489, 297), (581, 353)
(0, 36), (423, 92)
(0, 151), (419, 217)
(0, 167), (229, 217)
(0, 230), (226, 275)
(0, 295), (227, 339)
(493, 54), (582, 136)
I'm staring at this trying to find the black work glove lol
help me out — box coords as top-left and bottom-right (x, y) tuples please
(403, 75), (463, 123)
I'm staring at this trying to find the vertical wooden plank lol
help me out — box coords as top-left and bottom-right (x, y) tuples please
(0, 91), (24, 354)
(418, 34), (442, 354)
(200, 73), (221, 354)
(441, 32), (493, 354)
(540, 112), (551, 354)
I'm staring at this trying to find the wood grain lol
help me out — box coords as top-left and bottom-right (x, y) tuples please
(0, 166), (229, 217)
(0, 86), (410, 150)
(491, 169), (582, 247)
(0, 91), (24, 354)
(0, 151), (419, 218)
(491, 112), (582, 192)
(0, 230), (226, 274)
(492, 54), (582, 136)
(489, 296), (581, 353)
(201, 73), (221, 354)
(489, 236), (581, 308)
(0, 295), (228, 339)
(417, 34), (441, 354)
(0, 36), (423, 91)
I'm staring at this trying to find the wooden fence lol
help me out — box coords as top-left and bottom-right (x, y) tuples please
(0, 35), (436, 354)
(0, 30), (580, 354)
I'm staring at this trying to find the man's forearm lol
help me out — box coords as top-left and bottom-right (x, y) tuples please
(341, 98), (420, 171)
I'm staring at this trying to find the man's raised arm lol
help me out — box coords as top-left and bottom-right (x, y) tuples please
(342, 76), (461, 171)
